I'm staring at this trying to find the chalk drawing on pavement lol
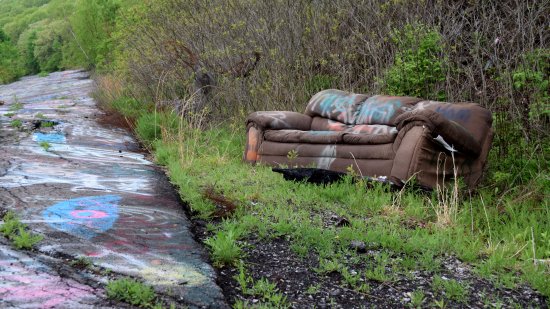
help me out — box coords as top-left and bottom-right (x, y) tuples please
(32, 132), (66, 144)
(42, 195), (121, 239)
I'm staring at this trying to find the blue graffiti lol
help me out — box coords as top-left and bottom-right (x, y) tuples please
(42, 195), (120, 239)
(356, 97), (402, 124)
(33, 132), (66, 144)
(308, 131), (339, 136)
(318, 93), (356, 122)
(434, 106), (471, 122)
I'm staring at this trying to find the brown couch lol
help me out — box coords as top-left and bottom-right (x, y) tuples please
(244, 89), (493, 189)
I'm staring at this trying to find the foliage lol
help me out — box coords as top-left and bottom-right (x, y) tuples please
(383, 23), (447, 100)
(10, 119), (23, 128)
(13, 227), (43, 249)
(204, 229), (242, 267)
(1, 211), (43, 249)
(40, 141), (51, 151)
(106, 278), (157, 308)
(0, 29), (24, 83)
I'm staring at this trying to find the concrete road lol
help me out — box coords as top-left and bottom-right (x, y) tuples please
(0, 70), (227, 308)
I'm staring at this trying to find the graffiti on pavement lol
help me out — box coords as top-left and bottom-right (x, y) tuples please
(42, 195), (120, 239)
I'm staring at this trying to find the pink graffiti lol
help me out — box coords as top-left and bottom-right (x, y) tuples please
(0, 258), (99, 309)
(70, 209), (108, 219)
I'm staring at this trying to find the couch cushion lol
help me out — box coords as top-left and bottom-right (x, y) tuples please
(260, 141), (395, 160)
(354, 95), (422, 125)
(342, 132), (397, 145)
(310, 117), (348, 131)
(305, 89), (369, 125)
(311, 117), (398, 134)
(264, 130), (344, 144)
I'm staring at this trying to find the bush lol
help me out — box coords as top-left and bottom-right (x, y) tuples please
(383, 23), (446, 100)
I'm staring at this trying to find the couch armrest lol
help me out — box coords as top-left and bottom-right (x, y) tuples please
(247, 111), (312, 131)
(395, 109), (481, 156)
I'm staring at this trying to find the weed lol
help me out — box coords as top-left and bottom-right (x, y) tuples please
(432, 276), (469, 303)
(38, 72), (49, 77)
(12, 227), (43, 249)
(315, 258), (342, 275)
(4, 112), (16, 117)
(429, 153), (460, 227)
(306, 283), (321, 294)
(40, 141), (51, 151)
(341, 267), (361, 287)
(409, 289), (425, 308)
(204, 229), (242, 267)
(9, 101), (23, 111)
(432, 299), (446, 308)
(233, 261), (251, 294)
(41, 121), (55, 128)
(1, 211), (42, 249)
(0, 211), (23, 237)
(10, 119), (22, 128)
(70, 256), (92, 269)
(355, 283), (370, 294)
(248, 278), (288, 307)
(106, 278), (156, 308)
(35, 113), (45, 119)
(287, 149), (299, 162)
(364, 252), (392, 282)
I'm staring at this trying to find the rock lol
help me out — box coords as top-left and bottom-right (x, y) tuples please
(349, 240), (367, 253)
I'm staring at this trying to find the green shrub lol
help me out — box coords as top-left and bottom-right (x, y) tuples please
(383, 23), (446, 100)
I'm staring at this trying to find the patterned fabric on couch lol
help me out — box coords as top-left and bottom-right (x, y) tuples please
(244, 89), (493, 189)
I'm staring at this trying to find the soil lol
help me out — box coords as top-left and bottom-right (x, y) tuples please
(190, 219), (548, 308)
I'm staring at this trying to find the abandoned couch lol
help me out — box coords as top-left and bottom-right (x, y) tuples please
(244, 89), (493, 189)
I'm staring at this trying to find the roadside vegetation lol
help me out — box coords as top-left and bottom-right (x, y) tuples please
(2, 0), (548, 307)
(0, 211), (43, 249)
(106, 277), (177, 309)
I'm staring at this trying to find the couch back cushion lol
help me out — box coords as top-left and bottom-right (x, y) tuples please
(305, 89), (368, 125)
(413, 101), (493, 144)
(354, 95), (422, 126)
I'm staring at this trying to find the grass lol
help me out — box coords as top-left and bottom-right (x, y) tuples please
(1, 211), (43, 249)
(4, 112), (16, 117)
(10, 119), (22, 128)
(410, 289), (426, 308)
(232, 262), (289, 308)
(41, 121), (55, 128)
(432, 276), (469, 303)
(35, 113), (45, 119)
(106, 96), (550, 301)
(204, 229), (242, 267)
(106, 278), (162, 308)
(39, 141), (51, 151)
(8, 101), (23, 111)
(70, 256), (92, 268)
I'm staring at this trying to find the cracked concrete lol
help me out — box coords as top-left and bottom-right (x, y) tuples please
(0, 71), (227, 308)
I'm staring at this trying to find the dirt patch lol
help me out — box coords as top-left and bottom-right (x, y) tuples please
(189, 221), (548, 308)
(95, 109), (135, 132)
